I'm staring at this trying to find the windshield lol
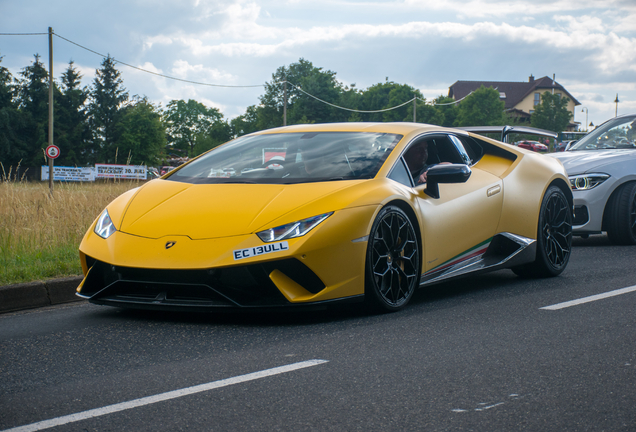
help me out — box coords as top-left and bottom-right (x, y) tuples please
(167, 131), (402, 184)
(569, 115), (636, 151)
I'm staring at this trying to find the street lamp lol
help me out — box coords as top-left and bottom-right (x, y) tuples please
(581, 107), (588, 131)
(614, 94), (619, 117)
(589, 122), (594, 130)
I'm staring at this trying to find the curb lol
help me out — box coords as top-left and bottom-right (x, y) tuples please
(0, 276), (85, 314)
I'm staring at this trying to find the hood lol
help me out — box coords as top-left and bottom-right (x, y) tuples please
(117, 179), (356, 240)
(550, 149), (636, 175)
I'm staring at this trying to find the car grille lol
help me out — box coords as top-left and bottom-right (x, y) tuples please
(80, 256), (325, 309)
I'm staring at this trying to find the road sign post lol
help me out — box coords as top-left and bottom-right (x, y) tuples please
(48, 27), (55, 196)
(46, 144), (60, 195)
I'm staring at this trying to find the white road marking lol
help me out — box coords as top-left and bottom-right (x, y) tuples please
(3, 359), (329, 432)
(540, 285), (636, 310)
(452, 394), (521, 414)
(475, 402), (504, 411)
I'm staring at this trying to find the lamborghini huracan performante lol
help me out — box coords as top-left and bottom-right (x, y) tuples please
(77, 123), (573, 312)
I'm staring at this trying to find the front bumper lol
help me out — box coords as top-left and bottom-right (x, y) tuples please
(571, 178), (616, 234)
(78, 256), (364, 311)
(77, 206), (376, 310)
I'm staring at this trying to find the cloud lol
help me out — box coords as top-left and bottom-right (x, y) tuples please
(143, 16), (636, 77)
(170, 60), (236, 82)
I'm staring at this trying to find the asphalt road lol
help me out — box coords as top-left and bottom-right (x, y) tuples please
(1, 235), (635, 432)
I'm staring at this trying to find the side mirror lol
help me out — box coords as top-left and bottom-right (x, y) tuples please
(425, 164), (472, 199)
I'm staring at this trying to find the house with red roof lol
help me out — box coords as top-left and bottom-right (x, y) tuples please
(448, 75), (581, 131)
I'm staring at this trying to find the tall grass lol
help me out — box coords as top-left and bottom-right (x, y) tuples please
(0, 176), (140, 285)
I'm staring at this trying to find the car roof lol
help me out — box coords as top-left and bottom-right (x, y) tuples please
(251, 122), (457, 136)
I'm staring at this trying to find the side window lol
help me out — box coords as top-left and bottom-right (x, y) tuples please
(464, 137), (484, 163)
(402, 136), (463, 182)
(388, 158), (413, 187)
(449, 135), (472, 165)
(428, 136), (463, 164)
(451, 135), (484, 165)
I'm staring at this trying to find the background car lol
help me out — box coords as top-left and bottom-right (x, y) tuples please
(555, 140), (576, 152)
(515, 140), (549, 152)
(551, 113), (636, 244)
(77, 122), (572, 313)
(160, 166), (175, 175)
(146, 167), (160, 179)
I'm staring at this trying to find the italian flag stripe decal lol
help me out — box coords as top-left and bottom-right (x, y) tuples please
(426, 238), (493, 275)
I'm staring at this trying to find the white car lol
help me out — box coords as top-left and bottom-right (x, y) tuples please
(551, 114), (636, 244)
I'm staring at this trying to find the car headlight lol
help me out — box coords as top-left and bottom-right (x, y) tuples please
(257, 212), (333, 242)
(569, 173), (610, 191)
(94, 209), (117, 239)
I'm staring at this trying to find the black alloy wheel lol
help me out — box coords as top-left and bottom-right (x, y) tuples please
(541, 188), (573, 269)
(513, 186), (572, 278)
(365, 206), (420, 312)
(606, 182), (636, 245)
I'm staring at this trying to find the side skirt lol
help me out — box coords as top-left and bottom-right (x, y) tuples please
(420, 232), (536, 286)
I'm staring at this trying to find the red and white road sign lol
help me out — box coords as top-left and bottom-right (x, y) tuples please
(45, 145), (60, 159)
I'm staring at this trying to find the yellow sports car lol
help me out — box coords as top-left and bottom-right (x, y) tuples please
(77, 122), (573, 312)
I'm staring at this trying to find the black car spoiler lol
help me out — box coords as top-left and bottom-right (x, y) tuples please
(456, 126), (558, 143)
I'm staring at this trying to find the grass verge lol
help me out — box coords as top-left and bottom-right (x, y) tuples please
(0, 179), (141, 285)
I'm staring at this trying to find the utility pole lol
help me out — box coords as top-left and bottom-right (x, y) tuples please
(48, 27), (54, 196)
(283, 79), (287, 126)
(413, 96), (417, 123)
(614, 94), (619, 117)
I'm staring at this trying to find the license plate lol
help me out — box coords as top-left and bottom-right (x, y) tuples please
(233, 241), (289, 260)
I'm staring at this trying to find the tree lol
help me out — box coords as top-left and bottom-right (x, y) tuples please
(193, 120), (232, 155)
(455, 86), (504, 127)
(353, 80), (441, 124)
(259, 58), (343, 127)
(56, 61), (91, 166)
(230, 105), (260, 137)
(431, 95), (459, 127)
(0, 53), (28, 169)
(531, 92), (572, 133)
(117, 96), (166, 165)
(355, 80), (398, 122)
(163, 99), (224, 157)
(338, 84), (363, 122)
(89, 55), (129, 163)
(14, 54), (55, 166)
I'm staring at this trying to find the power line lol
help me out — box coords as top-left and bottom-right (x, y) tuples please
(286, 81), (416, 113)
(3, 31), (466, 113)
(0, 32), (48, 35)
(418, 93), (472, 106)
(53, 33), (264, 88)
(53, 32), (456, 112)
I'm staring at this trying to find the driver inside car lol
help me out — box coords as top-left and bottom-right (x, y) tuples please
(404, 141), (432, 185)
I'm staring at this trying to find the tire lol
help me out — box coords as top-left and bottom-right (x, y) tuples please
(365, 206), (420, 312)
(605, 182), (636, 245)
(513, 186), (572, 278)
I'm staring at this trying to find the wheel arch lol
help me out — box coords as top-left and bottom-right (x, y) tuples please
(549, 177), (573, 210)
(602, 179), (636, 231)
(382, 198), (423, 267)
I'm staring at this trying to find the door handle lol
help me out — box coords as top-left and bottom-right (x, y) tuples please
(487, 185), (501, 197)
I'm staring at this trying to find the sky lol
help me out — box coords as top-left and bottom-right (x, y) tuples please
(1, 0), (635, 129)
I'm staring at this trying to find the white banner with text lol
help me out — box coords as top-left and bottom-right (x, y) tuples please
(41, 166), (96, 182)
(95, 164), (147, 180)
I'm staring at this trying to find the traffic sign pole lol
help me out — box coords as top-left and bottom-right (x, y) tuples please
(45, 145), (60, 192)
(48, 154), (53, 194)
(48, 27), (54, 196)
